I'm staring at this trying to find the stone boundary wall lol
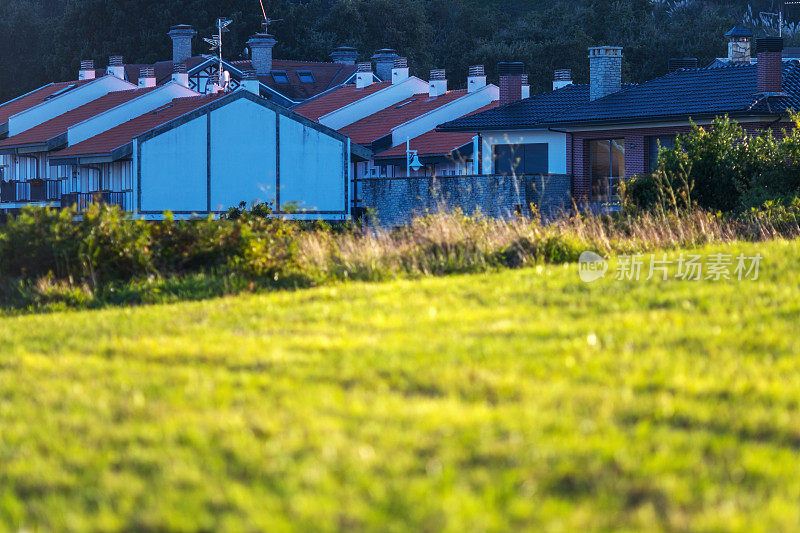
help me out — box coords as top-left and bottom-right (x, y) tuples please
(356, 174), (572, 227)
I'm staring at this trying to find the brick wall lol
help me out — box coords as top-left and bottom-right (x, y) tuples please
(358, 174), (572, 227)
(570, 121), (784, 201)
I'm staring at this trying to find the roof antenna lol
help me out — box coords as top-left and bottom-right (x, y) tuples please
(204, 17), (233, 91)
(258, 0), (282, 34)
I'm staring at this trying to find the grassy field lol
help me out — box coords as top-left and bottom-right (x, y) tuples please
(1, 240), (800, 531)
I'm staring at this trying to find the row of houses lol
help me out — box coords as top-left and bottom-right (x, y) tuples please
(1, 23), (798, 221)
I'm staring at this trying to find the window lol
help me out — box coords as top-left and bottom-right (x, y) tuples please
(647, 135), (676, 173)
(297, 70), (315, 83)
(46, 84), (76, 99)
(589, 139), (625, 200)
(493, 143), (548, 176)
(271, 71), (289, 83)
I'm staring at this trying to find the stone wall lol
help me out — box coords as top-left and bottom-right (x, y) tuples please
(357, 174), (572, 227)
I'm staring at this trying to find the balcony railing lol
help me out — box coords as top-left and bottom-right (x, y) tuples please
(60, 190), (133, 211)
(0, 179), (63, 203)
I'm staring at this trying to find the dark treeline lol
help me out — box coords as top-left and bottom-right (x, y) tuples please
(0, 0), (794, 102)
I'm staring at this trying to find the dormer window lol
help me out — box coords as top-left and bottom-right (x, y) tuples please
(271, 71), (289, 84)
(297, 70), (315, 83)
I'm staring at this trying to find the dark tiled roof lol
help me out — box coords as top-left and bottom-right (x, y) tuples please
(725, 26), (754, 38)
(438, 84), (590, 131)
(231, 59), (357, 102)
(545, 62), (800, 126)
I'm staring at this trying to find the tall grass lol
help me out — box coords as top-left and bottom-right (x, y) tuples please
(1, 203), (798, 312)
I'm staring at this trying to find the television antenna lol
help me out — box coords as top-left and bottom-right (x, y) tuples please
(762, 1), (800, 37)
(257, 0), (281, 33)
(205, 17), (233, 90)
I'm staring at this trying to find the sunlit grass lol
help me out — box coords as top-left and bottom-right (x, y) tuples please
(1, 240), (799, 531)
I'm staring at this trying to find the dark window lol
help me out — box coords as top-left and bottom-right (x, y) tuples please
(647, 135), (676, 173)
(271, 71), (289, 83)
(297, 70), (315, 83)
(589, 139), (625, 200)
(493, 143), (548, 176)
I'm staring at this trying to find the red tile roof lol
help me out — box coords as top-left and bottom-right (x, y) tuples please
(294, 82), (392, 120)
(339, 90), (470, 145)
(375, 102), (500, 158)
(0, 88), (155, 148)
(0, 80), (93, 125)
(52, 94), (223, 158)
(231, 59), (358, 102)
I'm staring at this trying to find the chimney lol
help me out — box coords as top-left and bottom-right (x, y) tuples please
(138, 67), (156, 88)
(468, 65), (486, 93)
(356, 62), (374, 89)
(553, 69), (573, 90)
(498, 62), (524, 106)
(248, 31), (278, 76)
(108, 55), (125, 79)
(521, 74), (530, 99)
(242, 69), (260, 95)
(168, 24), (197, 66)
(171, 62), (189, 88)
(668, 58), (698, 72)
(726, 26), (754, 64)
(392, 57), (409, 84)
(372, 49), (399, 82)
(429, 69), (447, 97)
(589, 46), (623, 101)
(79, 60), (95, 81)
(330, 46), (358, 65)
(757, 37), (784, 94)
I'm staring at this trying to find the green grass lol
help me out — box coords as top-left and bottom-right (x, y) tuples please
(2, 240), (800, 532)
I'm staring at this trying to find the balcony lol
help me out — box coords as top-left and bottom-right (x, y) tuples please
(0, 180), (63, 203)
(60, 190), (133, 211)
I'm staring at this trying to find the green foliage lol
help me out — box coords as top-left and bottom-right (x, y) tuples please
(624, 116), (800, 214)
(1, 240), (800, 530)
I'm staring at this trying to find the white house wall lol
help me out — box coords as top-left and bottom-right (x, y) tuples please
(391, 85), (499, 148)
(8, 76), (136, 137)
(318, 77), (430, 130)
(139, 115), (208, 212)
(209, 98), (277, 210)
(67, 83), (198, 146)
(480, 130), (568, 175)
(278, 113), (346, 212)
(137, 94), (349, 219)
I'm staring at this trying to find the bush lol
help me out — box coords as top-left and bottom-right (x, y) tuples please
(623, 116), (800, 214)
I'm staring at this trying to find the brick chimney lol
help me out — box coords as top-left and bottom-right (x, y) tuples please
(108, 56), (125, 79)
(757, 37), (784, 94)
(498, 62), (524, 106)
(372, 49), (399, 82)
(79, 60), (95, 81)
(330, 46), (358, 65)
(138, 67), (156, 88)
(726, 26), (753, 64)
(168, 25), (197, 66)
(589, 46), (623, 101)
(429, 69), (447, 97)
(468, 65), (486, 93)
(242, 69), (260, 95)
(392, 57), (409, 84)
(248, 31), (278, 76)
(553, 69), (572, 90)
(171, 63), (189, 87)
(356, 62), (374, 89)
